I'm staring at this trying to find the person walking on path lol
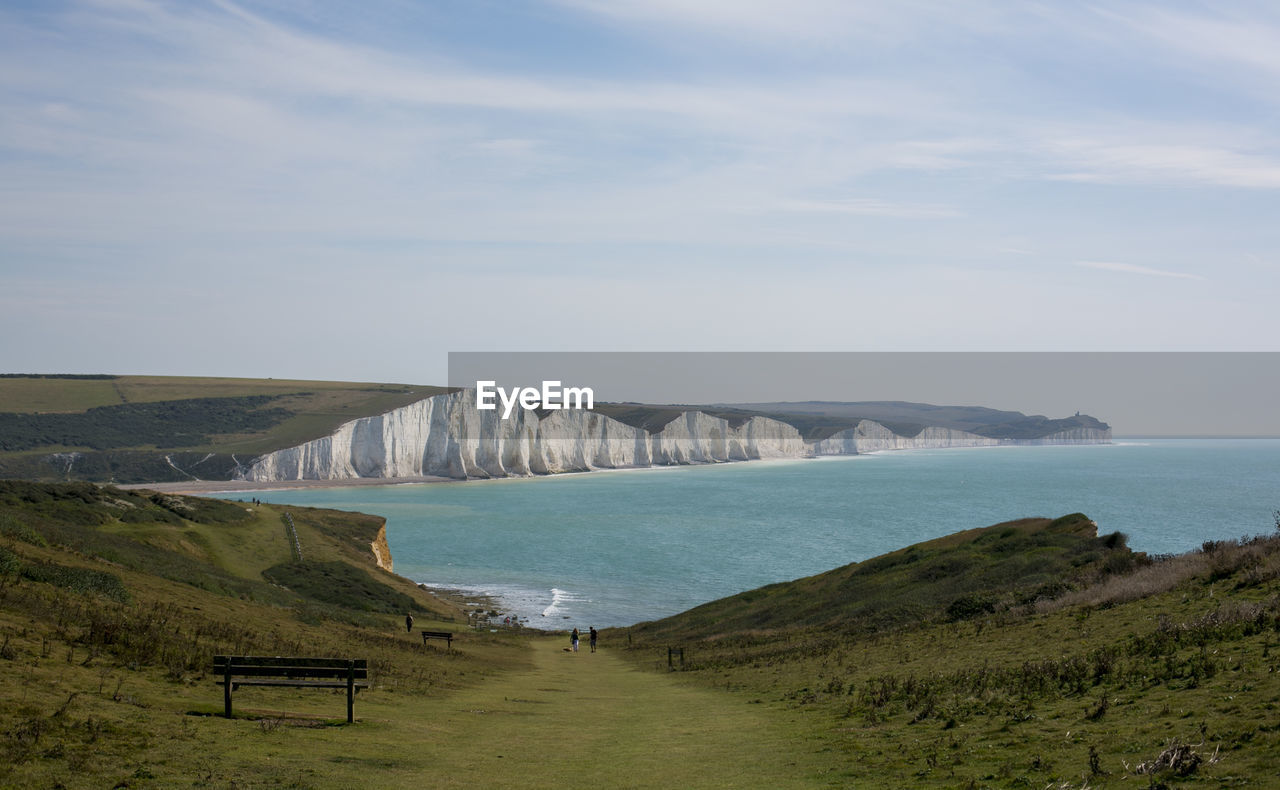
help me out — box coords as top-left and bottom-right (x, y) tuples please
(571, 628), (580, 652)
(589, 627), (598, 653)
(405, 613), (414, 633)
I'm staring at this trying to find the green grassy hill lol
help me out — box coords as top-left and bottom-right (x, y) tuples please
(0, 479), (534, 788)
(4, 481), (1278, 787)
(613, 515), (1280, 787)
(626, 513), (1136, 640)
(0, 375), (450, 483)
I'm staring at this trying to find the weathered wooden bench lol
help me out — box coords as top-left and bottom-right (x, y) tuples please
(213, 656), (369, 723)
(421, 630), (453, 647)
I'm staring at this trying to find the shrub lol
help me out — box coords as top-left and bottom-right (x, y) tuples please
(20, 561), (130, 603)
(262, 560), (424, 615)
(0, 544), (21, 575)
(0, 514), (46, 546)
(1101, 531), (1128, 550)
(946, 593), (997, 622)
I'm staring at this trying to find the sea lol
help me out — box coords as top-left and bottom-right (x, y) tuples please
(227, 439), (1280, 630)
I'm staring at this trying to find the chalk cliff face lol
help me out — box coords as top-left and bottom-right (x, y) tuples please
(812, 420), (1002, 454)
(245, 391), (811, 482)
(1012, 426), (1114, 445)
(243, 392), (1109, 483)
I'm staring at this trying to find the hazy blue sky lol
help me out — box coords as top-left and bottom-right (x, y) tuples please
(2, 1), (1279, 386)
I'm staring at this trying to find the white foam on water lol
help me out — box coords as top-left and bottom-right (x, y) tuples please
(542, 587), (588, 620)
(418, 581), (588, 630)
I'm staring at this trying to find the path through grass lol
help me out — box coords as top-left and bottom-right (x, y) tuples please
(382, 635), (833, 789)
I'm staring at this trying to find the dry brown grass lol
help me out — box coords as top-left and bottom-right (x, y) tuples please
(1036, 532), (1280, 614)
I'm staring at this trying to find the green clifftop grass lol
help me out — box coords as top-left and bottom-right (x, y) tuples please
(614, 515), (1280, 788)
(628, 513), (1137, 641)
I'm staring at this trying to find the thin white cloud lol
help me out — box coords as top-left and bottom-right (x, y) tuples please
(555, 0), (896, 42)
(1103, 5), (1280, 82)
(552, 0), (1006, 47)
(779, 198), (962, 219)
(1075, 261), (1205, 281)
(1046, 140), (1280, 189)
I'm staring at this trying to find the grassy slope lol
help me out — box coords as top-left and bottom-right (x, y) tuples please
(627, 514), (1133, 640)
(0, 481), (538, 788)
(5, 486), (1279, 787)
(613, 517), (1280, 788)
(0, 482), (839, 789)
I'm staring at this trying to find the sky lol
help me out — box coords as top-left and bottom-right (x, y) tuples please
(2, 1), (1280, 394)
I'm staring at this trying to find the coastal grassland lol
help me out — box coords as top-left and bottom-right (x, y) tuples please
(0, 375), (452, 483)
(10, 481), (1280, 788)
(613, 517), (1280, 788)
(0, 480), (845, 789)
(0, 375), (123, 414)
(0, 480), (542, 788)
(0, 375), (436, 414)
(626, 514), (1133, 638)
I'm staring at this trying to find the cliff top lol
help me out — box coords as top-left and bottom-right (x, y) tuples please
(599, 399), (1110, 442)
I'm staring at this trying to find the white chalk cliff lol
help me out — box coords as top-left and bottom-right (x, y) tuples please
(244, 391), (1110, 482)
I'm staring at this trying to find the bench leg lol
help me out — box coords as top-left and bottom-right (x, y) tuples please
(347, 662), (355, 724)
(224, 661), (233, 719)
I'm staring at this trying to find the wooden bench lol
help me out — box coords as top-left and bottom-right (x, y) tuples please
(213, 656), (369, 723)
(421, 630), (453, 647)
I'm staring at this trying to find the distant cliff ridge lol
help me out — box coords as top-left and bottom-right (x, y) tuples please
(244, 391), (1111, 483)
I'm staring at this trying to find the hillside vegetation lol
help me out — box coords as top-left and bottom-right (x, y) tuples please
(0, 375), (449, 483)
(589, 401), (1108, 443)
(709, 400), (1110, 442)
(628, 514), (1134, 640)
(4, 480), (1279, 787)
(0, 480), (530, 788)
(614, 514), (1280, 788)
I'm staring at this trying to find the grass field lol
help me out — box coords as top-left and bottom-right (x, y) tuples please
(4, 481), (1279, 787)
(613, 518), (1280, 788)
(0, 375), (427, 414)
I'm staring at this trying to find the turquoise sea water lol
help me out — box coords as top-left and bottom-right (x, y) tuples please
(234, 440), (1280, 629)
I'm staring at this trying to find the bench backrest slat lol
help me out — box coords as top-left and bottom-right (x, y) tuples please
(216, 666), (368, 680)
(213, 656), (368, 680)
(214, 656), (367, 670)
